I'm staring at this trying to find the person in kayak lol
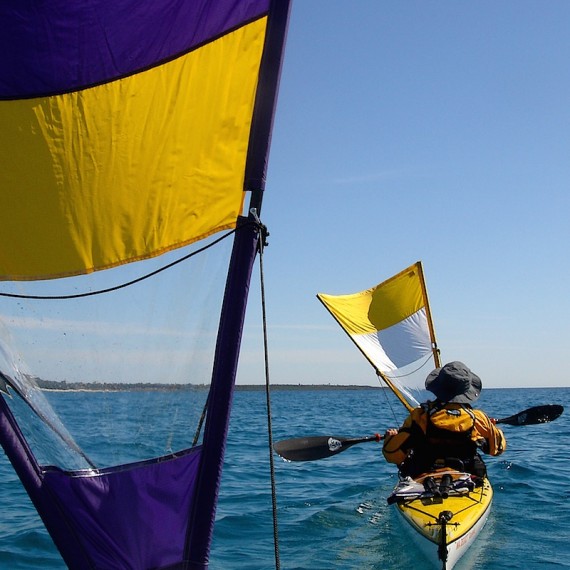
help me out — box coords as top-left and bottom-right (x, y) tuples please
(382, 361), (506, 478)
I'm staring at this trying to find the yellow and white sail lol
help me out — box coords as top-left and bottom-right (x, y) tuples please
(317, 262), (440, 410)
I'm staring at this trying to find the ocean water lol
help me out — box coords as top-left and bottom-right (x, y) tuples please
(0, 387), (568, 569)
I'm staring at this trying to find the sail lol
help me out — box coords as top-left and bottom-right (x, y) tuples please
(318, 262), (440, 410)
(0, 1), (278, 281)
(0, 1), (291, 569)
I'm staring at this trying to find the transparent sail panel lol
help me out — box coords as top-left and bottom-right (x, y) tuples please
(0, 233), (233, 470)
(381, 354), (437, 408)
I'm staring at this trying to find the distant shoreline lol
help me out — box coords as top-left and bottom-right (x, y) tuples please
(34, 380), (567, 392)
(36, 379), (382, 392)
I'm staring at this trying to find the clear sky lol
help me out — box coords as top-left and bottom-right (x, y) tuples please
(2, 2), (569, 390)
(236, 1), (570, 389)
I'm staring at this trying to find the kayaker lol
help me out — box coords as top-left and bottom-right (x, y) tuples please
(382, 361), (506, 478)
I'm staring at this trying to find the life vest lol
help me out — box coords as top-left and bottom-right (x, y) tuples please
(423, 402), (478, 463)
(401, 402), (483, 476)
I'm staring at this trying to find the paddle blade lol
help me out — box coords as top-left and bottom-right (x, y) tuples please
(273, 434), (380, 462)
(496, 404), (564, 426)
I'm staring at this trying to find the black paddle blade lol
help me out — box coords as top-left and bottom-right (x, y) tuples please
(273, 434), (380, 462)
(496, 404), (564, 426)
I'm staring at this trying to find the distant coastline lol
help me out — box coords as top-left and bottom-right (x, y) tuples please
(35, 379), (382, 392)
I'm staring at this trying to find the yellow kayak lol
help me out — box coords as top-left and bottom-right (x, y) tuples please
(387, 470), (493, 570)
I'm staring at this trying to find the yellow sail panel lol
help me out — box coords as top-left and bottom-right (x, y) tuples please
(318, 264), (425, 336)
(317, 262), (433, 373)
(368, 265), (426, 330)
(0, 18), (267, 281)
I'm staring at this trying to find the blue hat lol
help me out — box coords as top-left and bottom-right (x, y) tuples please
(425, 361), (482, 404)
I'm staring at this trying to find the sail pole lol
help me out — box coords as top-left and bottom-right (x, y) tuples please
(246, 0), (292, 215)
(185, 218), (260, 568)
(416, 261), (441, 368)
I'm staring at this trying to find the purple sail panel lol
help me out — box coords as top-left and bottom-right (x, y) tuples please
(0, 0), (271, 98)
(41, 449), (202, 569)
(0, 374), (202, 569)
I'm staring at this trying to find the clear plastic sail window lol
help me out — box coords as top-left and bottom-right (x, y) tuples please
(0, 235), (232, 471)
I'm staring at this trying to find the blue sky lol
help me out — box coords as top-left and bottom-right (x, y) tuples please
(237, 1), (570, 388)
(2, 2), (569, 390)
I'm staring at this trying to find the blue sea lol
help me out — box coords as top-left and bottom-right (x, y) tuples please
(0, 387), (568, 569)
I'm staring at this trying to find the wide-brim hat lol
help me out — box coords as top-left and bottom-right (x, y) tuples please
(425, 361), (482, 404)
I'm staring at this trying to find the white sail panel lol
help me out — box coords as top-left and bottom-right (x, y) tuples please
(349, 308), (432, 373)
(377, 308), (432, 370)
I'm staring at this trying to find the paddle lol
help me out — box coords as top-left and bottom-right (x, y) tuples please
(273, 434), (382, 462)
(492, 404), (564, 426)
(274, 404), (564, 462)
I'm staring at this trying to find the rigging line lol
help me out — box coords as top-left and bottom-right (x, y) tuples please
(192, 392), (209, 448)
(0, 224), (258, 300)
(377, 373), (401, 426)
(388, 354), (434, 379)
(257, 222), (281, 570)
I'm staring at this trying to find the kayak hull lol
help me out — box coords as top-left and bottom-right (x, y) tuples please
(389, 470), (492, 570)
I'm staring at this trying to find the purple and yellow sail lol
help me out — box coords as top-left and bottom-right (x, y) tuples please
(0, 0), (282, 281)
(0, 1), (291, 569)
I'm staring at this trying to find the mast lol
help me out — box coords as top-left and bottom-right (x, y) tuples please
(416, 261), (441, 368)
(184, 218), (260, 568)
(247, 0), (292, 215)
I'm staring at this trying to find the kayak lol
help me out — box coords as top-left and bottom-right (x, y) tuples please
(387, 469), (493, 570)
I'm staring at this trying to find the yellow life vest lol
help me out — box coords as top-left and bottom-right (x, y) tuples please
(426, 403), (476, 441)
(403, 403), (480, 475)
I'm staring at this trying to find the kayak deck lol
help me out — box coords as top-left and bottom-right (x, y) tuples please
(388, 470), (493, 570)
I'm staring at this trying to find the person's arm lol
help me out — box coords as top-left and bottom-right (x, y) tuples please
(382, 411), (418, 464)
(473, 409), (506, 455)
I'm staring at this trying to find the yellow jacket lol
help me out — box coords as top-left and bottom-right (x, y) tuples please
(382, 402), (506, 467)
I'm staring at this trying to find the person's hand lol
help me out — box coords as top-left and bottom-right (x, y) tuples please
(384, 428), (398, 438)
